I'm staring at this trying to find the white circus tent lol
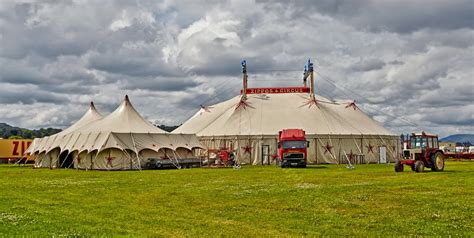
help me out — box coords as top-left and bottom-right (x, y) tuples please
(173, 60), (400, 165)
(27, 96), (202, 170)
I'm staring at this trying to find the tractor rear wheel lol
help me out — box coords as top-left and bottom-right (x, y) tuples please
(394, 161), (404, 172)
(414, 160), (424, 173)
(430, 152), (445, 171)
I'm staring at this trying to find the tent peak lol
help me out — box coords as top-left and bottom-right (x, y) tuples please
(90, 101), (96, 109)
(123, 95), (131, 106)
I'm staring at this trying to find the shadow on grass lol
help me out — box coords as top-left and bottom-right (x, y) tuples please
(397, 170), (462, 174)
(428, 170), (462, 173)
(0, 164), (34, 169)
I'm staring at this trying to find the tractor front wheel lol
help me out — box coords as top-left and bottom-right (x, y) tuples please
(414, 160), (424, 173)
(394, 161), (404, 172)
(430, 152), (445, 171)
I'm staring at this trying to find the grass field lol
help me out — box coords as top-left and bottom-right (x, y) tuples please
(0, 161), (473, 237)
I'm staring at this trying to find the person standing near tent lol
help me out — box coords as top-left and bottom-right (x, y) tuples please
(230, 151), (241, 169)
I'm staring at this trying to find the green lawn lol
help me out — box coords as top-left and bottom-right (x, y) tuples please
(0, 162), (473, 237)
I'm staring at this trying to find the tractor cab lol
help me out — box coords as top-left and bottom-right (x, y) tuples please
(404, 133), (440, 160)
(395, 132), (445, 173)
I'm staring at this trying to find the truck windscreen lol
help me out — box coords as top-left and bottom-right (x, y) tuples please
(282, 141), (306, 149)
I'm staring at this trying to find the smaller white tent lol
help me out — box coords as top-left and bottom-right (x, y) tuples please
(28, 96), (203, 170)
(26, 102), (103, 156)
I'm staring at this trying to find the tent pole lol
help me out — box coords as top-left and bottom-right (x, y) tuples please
(53, 150), (61, 169)
(352, 137), (362, 164)
(91, 150), (100, 170)
(66, 152), (75, 169)
(341, 148), (354, 169)
(314, 137), (318, 164)
(129, 133), (142, 170)
(337, 138), (342, 164)
(59, 150), (68, 168)
(241, 60), (248, 100)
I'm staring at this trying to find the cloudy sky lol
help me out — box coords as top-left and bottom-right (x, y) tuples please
(0, 0), (473, 137)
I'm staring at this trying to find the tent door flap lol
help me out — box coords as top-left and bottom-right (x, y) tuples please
(379, 147), (387, 164)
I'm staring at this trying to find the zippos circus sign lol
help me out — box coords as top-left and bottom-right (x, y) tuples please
(242, 87), (310, 95)
(0, 139), (32, 159)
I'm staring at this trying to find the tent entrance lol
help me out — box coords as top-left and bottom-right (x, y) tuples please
(261, 145), (270, 165)
(59, 151), (74, 168)
(379, 147), (387, 163)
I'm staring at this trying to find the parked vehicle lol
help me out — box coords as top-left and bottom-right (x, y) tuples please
(395, 132), (444, 172)
(278, 129), (309, 168)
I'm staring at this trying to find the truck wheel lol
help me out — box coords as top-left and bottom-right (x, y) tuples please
(410, 164), (416, 171)
(394, 161), (404, 172)
(430, 152), (445, 171)
(414, 160), (424, 173)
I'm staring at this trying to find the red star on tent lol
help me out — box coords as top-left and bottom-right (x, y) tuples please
(241, 145), (252, 154)
(77, 156), (82, 164)
(322, 142), (333, 155)
(106, 156), (115, 167)
(366, 143), (375, 153)
(301, 97), (319, 108)
(345, 100), (358, 110)
(235, 98), (255, 111)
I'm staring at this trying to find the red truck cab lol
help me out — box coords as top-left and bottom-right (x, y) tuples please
(278, 129), (309, 168)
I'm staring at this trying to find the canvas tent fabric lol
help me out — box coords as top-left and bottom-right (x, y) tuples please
(174, 92), (400, 165)
(28, 96), (203, 170)
(26, 102), (103, 155)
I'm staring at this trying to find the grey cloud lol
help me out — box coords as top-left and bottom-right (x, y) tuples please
(351, 59), (386, 72)
(419, 106), (474, 126)
(0, 59), (50, 85)
(122, 77), (202, 92)
(86, 46), (184, 78)
(388, 60), (404, 65)
(192, 55), (276, 76)
(0, 87), (69, 105)
(286, 0), (474, 33)
(0, 56), (99, 94)
(46, 83), (99, 95)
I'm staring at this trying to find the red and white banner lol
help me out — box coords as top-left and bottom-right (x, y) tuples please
(241, 87), (310, 94)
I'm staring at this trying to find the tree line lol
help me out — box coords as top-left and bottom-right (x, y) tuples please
(0, 123), (62, 139)
(0, 122), (180, 139)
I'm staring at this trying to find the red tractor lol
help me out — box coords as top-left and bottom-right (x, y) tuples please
(395, 132), (445, 173)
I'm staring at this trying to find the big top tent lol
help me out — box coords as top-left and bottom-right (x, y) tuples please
(174, 61), (400, 165)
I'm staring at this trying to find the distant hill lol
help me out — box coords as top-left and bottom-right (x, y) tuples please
(0, 123), (62, 139)
(440, 134), (474, 144)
